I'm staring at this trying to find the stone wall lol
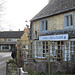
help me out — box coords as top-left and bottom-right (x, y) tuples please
(25, 60), (75, 74)
(25, 60), (48, 74)
(31, 11), (75, 40)
(50, 61), (75, 74)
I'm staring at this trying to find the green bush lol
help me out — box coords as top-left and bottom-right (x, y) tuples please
(28, 72), (74, 75)
(28, 70), (36, 75)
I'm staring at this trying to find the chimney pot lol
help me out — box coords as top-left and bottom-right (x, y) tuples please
(48, 0), (51, 3)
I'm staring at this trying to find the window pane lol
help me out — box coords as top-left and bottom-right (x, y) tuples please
(42, 21), (44, 30)
(64, 13), (73, 28)
(45, 20), (48, 30)
(66, 16), (69, 26)
(70, 15), (73, 26)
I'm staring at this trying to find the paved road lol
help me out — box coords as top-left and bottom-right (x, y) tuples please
(0, 52), (12, 75)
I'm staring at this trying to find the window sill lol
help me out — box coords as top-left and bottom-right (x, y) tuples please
(41, 30), (48, 34)
(64, 26), (73, 29)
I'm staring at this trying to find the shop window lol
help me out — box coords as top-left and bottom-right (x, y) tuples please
(70, 41), (75, 61)
(57, 50), (62, 61)
(35, 41), (42, 58)
(57, 41), (63, 61)
(22, 45), (28, 49)
(40, 19), (48, 32)
(49, 42), (57, 62)
(64, 13), (73, 28)
(22, 45), (25, 49)
(42, 41), (48, 58)
(71, 55), (74, 61)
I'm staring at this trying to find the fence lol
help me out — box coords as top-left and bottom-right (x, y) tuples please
(17, 40), (75, 74)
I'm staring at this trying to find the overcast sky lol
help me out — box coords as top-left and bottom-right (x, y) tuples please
(1, 0), (48, 31)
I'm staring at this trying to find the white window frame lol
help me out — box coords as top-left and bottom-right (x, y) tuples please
(42, 41), (49, 58)
(64, 13), (73, 28)
(35, 41), (43, 58)
(40, 19), (48, 32)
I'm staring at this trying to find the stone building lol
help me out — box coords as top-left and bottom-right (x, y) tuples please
(29, 0), (75, 74)
(0, 30), (26, 52)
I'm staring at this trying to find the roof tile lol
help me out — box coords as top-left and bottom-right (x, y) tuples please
(31, 0), (75, 21)
(0, 31), (24, 38)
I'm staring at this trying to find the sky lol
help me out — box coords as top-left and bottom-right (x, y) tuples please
(0, 0), (48, 31)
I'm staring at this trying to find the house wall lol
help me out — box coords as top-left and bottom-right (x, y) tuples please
(0, 38), (18, 42)
(31, 11), (75, 40)
(31, 21), (41, 39)
(30, 11), (75, 74)
(21, 32), (28, 40)
(0, 38), (4, 41)
(0, 38), (19, 52)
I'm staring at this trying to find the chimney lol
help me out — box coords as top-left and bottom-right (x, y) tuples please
(18, 29), (20, 31)
(48, 0), (51, 3)
(24, 27), (27, 33)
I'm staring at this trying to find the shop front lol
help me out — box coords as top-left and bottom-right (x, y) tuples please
(39, 34), (75, 61)
(37, 33), (75, 73)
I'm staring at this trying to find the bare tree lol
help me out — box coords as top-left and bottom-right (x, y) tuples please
(0, 0), (6, 31)
(0, 0), (5, 14)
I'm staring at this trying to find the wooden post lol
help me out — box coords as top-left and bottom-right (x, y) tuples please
(6, 62), (8, 75)
(17, 40), (21, 68)
(67, 41), (69, 73)
(18, 68), (20, 75)
(48, 41), (50, 74)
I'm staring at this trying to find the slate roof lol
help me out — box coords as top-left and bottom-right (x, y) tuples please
(31, 0), (75, 21)
(40, 28), (75, 39)
(0, 31), (24, 38)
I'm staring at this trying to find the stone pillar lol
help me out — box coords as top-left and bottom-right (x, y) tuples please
(18, 68), (28, 75)
(23, 72), (28, 75)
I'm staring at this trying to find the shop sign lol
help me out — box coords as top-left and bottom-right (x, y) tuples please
(39, 34), (68, 41)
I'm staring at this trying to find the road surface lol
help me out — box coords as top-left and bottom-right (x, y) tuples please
(0, 52), (12, 75)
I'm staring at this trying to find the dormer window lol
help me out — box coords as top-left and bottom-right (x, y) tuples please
(40, 19), (48, 32)
(64, 13), (73, 28)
